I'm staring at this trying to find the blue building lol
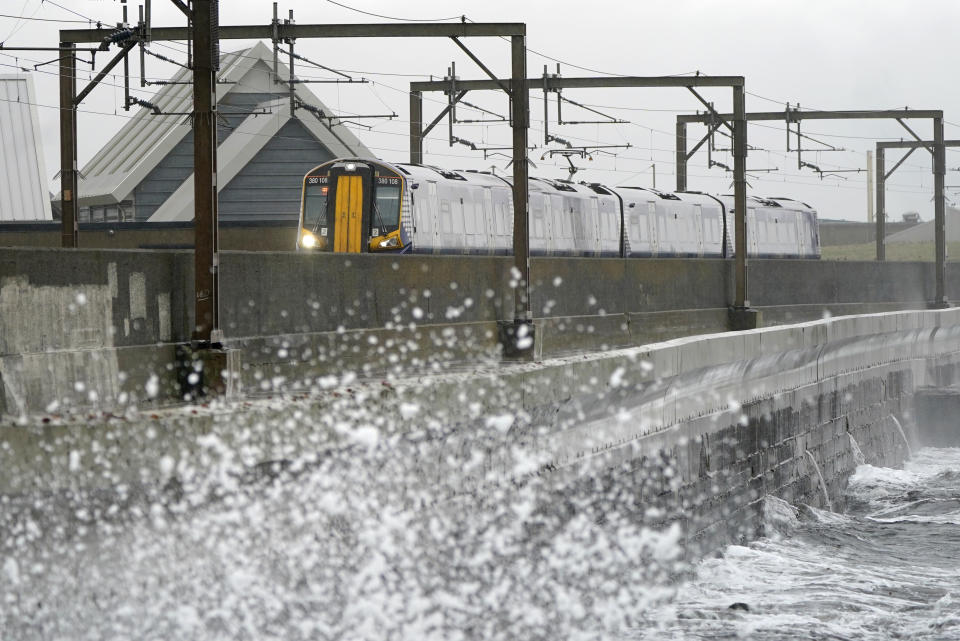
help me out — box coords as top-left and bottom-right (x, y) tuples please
(74, 41), (372, 224)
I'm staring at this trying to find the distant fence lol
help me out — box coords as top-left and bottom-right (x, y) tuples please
(819, 220), (917, 246)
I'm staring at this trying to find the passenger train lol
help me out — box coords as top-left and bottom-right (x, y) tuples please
(296, 158), (820, 259)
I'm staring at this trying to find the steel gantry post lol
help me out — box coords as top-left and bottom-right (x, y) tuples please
(934, 116), (947, 307)
(59, 42), (78, 248)
(60, 19), (531, 357)
(876, 146), (886, 261)
(510, 34), (530, 329)
(409, 90), (423, 164)
(676, 121), (687, 192)
(732, 85), (749, 312)
(57, 36), (134, 248)
(409, 74), (751, 329)
(192, 0), (220, 345)
(680, 108), (948, 308)
(876, 136), (960, 304)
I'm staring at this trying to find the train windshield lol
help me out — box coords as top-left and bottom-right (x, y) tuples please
(372, 177), (401, 233)
(303, 177), (329, 231)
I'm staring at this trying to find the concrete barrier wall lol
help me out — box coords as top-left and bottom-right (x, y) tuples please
(220, 252), (512, 336)
(0, 222), (298, 252)
(221, 254), (958, 372)
(5, 246), (960, 412)
(0, 248), (194, 415)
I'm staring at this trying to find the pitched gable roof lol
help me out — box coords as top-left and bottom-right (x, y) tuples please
(77, 41), (372, 207)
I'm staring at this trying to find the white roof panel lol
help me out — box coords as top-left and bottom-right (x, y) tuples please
(0, 75), (52, 221)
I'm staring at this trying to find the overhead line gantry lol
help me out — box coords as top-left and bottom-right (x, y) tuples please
(410, 73), (758, 328)
(875, 138), (960, 265)
(677, 108), (948, 308)
(58, 6), (531, 352)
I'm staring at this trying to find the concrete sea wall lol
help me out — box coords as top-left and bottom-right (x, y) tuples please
(2, 307), (959, 559)
(397, 308), (960, 552)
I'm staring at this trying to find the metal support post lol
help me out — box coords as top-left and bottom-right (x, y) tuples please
(498, 32), (533, 356)
(676, 121), (687, 191)
(933, 116), (948, 307)
(876, 147), (885, 261)
(286, 9), (295, 117)
(271, 2), (279, 82)
(409, 90), (422, 164)
(511, 34), (529, 321)
(876, 136), (960, 263)
(59, 42), (78, 248)
(192, 0), (220, 345)
(732, 85), (748, 309)
(727, 84), (761, 329)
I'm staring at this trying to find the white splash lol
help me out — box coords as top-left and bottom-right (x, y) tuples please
(890, 415), (913, 459)
(805, 449), (833, 512)
(848, 432), (866, 466)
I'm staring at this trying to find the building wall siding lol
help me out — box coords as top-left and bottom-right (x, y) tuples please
(132, 92), (339, 223)
(218, 118), (335, 223)
(133, 133), (195, 222)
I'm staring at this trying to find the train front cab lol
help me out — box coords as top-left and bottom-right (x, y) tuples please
(298, 159), (406, 253)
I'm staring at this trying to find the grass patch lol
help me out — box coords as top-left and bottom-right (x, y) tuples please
(821, 241), (960, 261)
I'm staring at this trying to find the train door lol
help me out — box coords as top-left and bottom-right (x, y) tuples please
(542, 193), (554, 255)
(647, 202), (659, 256)
(693, 204), (703, 256)
(530, 193), (546, 254)
(427, 182), (440, 252)
(552, 194), (567, 252)
(459, 195), (475, 252)
(482, 187), (494, 253)
(328, 163), (373, 253)
(747, 207), (760, 256)
(783, 215), (797, 257)
(656, 203), (673, 255)
(794, 213), (806, 256)
(589, 197), (601, 255)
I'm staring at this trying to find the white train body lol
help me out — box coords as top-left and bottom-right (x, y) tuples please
(297, 158), (820, 259)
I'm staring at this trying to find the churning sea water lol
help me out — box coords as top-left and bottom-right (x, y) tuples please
(633, 447), (960, 641)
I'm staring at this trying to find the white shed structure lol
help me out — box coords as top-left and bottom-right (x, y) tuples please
(0, 74), (52, 222)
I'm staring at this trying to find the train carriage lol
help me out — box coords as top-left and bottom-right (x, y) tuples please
(297, 157), (820, 259)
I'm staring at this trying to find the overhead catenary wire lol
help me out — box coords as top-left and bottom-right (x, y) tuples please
(21, 46), (935, 186)
(11, 1), (948, 207)
(323, 0), (464, 23)
(0, 11), (87, 24)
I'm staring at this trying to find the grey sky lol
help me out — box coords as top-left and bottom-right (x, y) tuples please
(3, 0), (958, 222)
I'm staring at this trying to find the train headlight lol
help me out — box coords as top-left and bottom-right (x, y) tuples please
(301, 231), (318, 248)
(345, 162), (357, 171)
(379, 236), (399, 248)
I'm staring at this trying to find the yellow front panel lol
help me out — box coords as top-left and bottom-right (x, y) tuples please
(334, 175), (363, 252)
(348, 176), (363, 252)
